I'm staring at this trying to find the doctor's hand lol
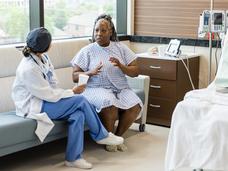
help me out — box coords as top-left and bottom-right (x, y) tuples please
(72, 84), (86, 94)
(89, 62), (103, 76)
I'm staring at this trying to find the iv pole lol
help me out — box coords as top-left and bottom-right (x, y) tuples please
(208, 0), (214, 84)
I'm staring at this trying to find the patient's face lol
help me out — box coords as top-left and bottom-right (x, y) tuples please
(94, 19), (112, 47)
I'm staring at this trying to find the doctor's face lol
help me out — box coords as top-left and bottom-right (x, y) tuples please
(94, 19), (112, 47)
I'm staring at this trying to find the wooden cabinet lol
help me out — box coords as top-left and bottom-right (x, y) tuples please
(137, 54), (199, 126)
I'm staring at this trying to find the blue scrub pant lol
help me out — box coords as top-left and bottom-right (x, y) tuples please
(41, 95), (108, 161)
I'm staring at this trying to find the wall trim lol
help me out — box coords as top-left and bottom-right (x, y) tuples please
(119, 35), (221, 48)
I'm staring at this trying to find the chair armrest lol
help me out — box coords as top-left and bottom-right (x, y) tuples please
(127, 74), (150, 90)
(126, 75), (150, 124)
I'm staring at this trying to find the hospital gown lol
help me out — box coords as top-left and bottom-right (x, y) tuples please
(71, 41), (143, 115)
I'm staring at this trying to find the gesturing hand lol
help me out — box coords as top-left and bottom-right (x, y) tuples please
(109, 57), (121, 67)
(89, 62), (103, 76)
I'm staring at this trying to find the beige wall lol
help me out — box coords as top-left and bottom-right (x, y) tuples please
(129, 42), (222, 88)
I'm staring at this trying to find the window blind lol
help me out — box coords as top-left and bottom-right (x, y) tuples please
(134, 0), (228, 38)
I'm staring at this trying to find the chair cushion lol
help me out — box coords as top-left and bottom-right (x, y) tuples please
(0, 111), (67, 148)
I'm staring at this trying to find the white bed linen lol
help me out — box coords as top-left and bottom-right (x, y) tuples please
(165, 85), (228, 171)
(165, 32), (228, 171)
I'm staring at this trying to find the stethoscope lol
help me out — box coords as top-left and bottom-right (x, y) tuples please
(29, 54), (49, 80)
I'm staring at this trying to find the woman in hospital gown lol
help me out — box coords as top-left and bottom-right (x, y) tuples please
(71, 14), (143, 152)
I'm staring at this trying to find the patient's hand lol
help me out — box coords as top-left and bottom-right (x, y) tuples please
(109, 57), (121, 67)
(89, 62), (103, 76)
(72, 84), (86, 94)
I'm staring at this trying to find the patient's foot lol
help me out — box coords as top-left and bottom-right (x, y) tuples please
(96, 132), (124, 145)
(65, 158), (93, 169)
(117, 143), (127, 152)
(105, 145), (118, 152)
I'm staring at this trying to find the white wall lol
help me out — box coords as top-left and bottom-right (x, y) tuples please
(129, 42), (222, 88)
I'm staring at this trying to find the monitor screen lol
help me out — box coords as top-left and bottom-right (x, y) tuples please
(167, 43), (178, 54)
(214, 13), (222, 25)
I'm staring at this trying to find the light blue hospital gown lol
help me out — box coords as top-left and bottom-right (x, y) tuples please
(71, 41), (143, 116)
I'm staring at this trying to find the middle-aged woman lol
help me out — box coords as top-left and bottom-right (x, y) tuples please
(71, 14), (143, 152)
(12, 27), (123, 169)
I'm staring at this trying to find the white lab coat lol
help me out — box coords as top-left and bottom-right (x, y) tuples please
(12, 53), (74, 142)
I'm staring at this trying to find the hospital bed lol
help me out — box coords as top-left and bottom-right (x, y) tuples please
(165, 32), (228, 171)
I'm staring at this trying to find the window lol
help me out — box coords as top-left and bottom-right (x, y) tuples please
(0, 0), (29, 45)
(0, 0), (126, 45)
(44, 0), (116, 39)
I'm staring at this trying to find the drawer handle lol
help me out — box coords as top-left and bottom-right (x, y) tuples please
(149, 104), (161, 108)
(150, 85), (161, 89)
(149, 65), (161, 69)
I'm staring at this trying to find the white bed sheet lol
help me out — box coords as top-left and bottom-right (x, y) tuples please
(165, 85), (228, 171)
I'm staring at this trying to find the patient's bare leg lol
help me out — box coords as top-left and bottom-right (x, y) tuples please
(99, 106), (118, 133)
(115, 104), (141, 136)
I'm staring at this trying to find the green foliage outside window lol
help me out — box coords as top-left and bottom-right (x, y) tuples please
(0, 0), (116, 44)
(0, 6), (29, 44)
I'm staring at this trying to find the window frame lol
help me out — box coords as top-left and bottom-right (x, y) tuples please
(29, 0), (44, 29)
(116, 0), (127, 34)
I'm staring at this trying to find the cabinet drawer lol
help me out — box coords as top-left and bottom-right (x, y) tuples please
(147, 97), (176, 122)
(146, 115), (171, 126)
(149, 79), (176, 99)
(138, 58), (177, 80)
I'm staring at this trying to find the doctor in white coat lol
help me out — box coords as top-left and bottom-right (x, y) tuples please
(12, 27), (124, 169)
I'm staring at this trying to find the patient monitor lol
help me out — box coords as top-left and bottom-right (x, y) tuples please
(202, 10), (210, 32)
(211, 10), (226, 32)
(165, 39), (181, 57)
(199, 10), (226, 34)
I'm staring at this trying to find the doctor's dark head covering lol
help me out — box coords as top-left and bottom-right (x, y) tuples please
(23, 27), (52, 57)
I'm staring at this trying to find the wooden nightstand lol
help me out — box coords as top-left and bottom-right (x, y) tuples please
(137, 53), (199, 126)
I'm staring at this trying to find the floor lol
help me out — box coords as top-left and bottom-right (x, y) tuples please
(0, 124), (192, 171)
